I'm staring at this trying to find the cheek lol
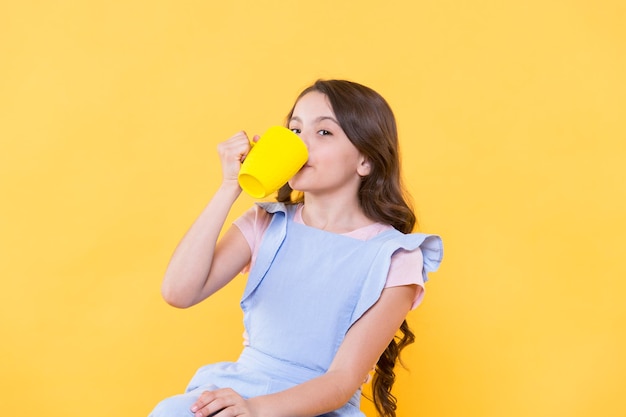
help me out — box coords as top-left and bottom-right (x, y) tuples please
(317, 145), (351, 163)
(333, 147), (362, 169)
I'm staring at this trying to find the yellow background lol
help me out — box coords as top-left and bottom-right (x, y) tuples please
(1, 1), (624, 416)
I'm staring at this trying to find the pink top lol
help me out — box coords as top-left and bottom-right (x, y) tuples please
(233, 204), (426, 309)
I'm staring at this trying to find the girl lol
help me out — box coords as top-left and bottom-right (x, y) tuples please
(150, 80), (443, 417)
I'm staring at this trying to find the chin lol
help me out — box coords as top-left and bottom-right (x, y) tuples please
(287, 179), (303, 191)
(288, 175), (304, 190)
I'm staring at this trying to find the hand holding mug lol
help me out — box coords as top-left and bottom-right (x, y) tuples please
(217, 131), (255, 185)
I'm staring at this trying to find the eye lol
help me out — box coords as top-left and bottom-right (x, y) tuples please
(290, 128), (301, 134)
(318, 129), (332, 136)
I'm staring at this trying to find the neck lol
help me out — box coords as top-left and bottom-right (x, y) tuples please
(300, 193), (373, 233)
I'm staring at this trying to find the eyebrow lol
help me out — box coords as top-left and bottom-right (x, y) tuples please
(289, 115), (340, 125)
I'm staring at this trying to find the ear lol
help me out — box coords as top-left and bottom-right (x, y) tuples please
(357, 156), (371, 177)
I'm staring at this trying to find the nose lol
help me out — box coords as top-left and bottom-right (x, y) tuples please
(294, 130), (311, 150)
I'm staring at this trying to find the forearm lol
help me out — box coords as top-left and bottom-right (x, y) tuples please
(161, 182), (241, 307)
(247, 370), (364, 417)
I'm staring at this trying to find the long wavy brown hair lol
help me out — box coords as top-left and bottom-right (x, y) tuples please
(277, 79), (417, 417)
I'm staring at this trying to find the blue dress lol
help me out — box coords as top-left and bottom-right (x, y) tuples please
(149, 203), (443, 417)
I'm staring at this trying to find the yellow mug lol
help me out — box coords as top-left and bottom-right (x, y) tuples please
(238, 126), (308, 198)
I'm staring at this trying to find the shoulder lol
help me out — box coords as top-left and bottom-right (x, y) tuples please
(232, 205), (273, 247)
(234, 204), (268, 228)
(233, 203), (300, 246)
(384, 232), (443, 309)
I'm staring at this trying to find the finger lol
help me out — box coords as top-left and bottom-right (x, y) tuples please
(211, 401), (248, 417)
(190, 390), (215, 414)
(191, 389), (239, 417)
(217, 137), (252, 166)
(229, 131), (249, 144)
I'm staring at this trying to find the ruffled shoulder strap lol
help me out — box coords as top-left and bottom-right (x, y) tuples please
(256, 202), (289, 215)
(350, 232), (443, 324)
(240, 202), (293, 303)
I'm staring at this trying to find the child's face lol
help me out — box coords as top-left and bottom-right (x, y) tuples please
(287, 91), (370, 197)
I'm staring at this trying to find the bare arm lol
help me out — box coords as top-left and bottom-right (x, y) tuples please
(161, 132), (254, 308)
(190, 285), (417, 417)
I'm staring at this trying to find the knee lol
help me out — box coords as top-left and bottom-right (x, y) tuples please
(149, 394), (196, 417)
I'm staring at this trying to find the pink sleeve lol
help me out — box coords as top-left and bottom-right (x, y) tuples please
(232, 205), (272, 273)
(386, 248), (425, 309)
